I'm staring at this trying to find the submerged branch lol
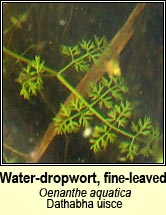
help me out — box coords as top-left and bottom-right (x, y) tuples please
(26, 3), (148, 163)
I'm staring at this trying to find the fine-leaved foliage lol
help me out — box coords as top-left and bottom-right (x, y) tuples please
(16, 55), (45, 100)
(53, 75), (160, 161)
(13, 36), (161, 162)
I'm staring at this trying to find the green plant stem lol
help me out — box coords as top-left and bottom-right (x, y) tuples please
(3, 46), (142, 142)
(57, 73), (135, 141)
(58, 46), (103, 75)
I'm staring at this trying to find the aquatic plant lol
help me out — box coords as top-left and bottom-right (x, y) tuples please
(16, 55), (45, 100)
(3, 36), (161, 162)
(53, 75), (160, 161)
(4, 11), (29, 34)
